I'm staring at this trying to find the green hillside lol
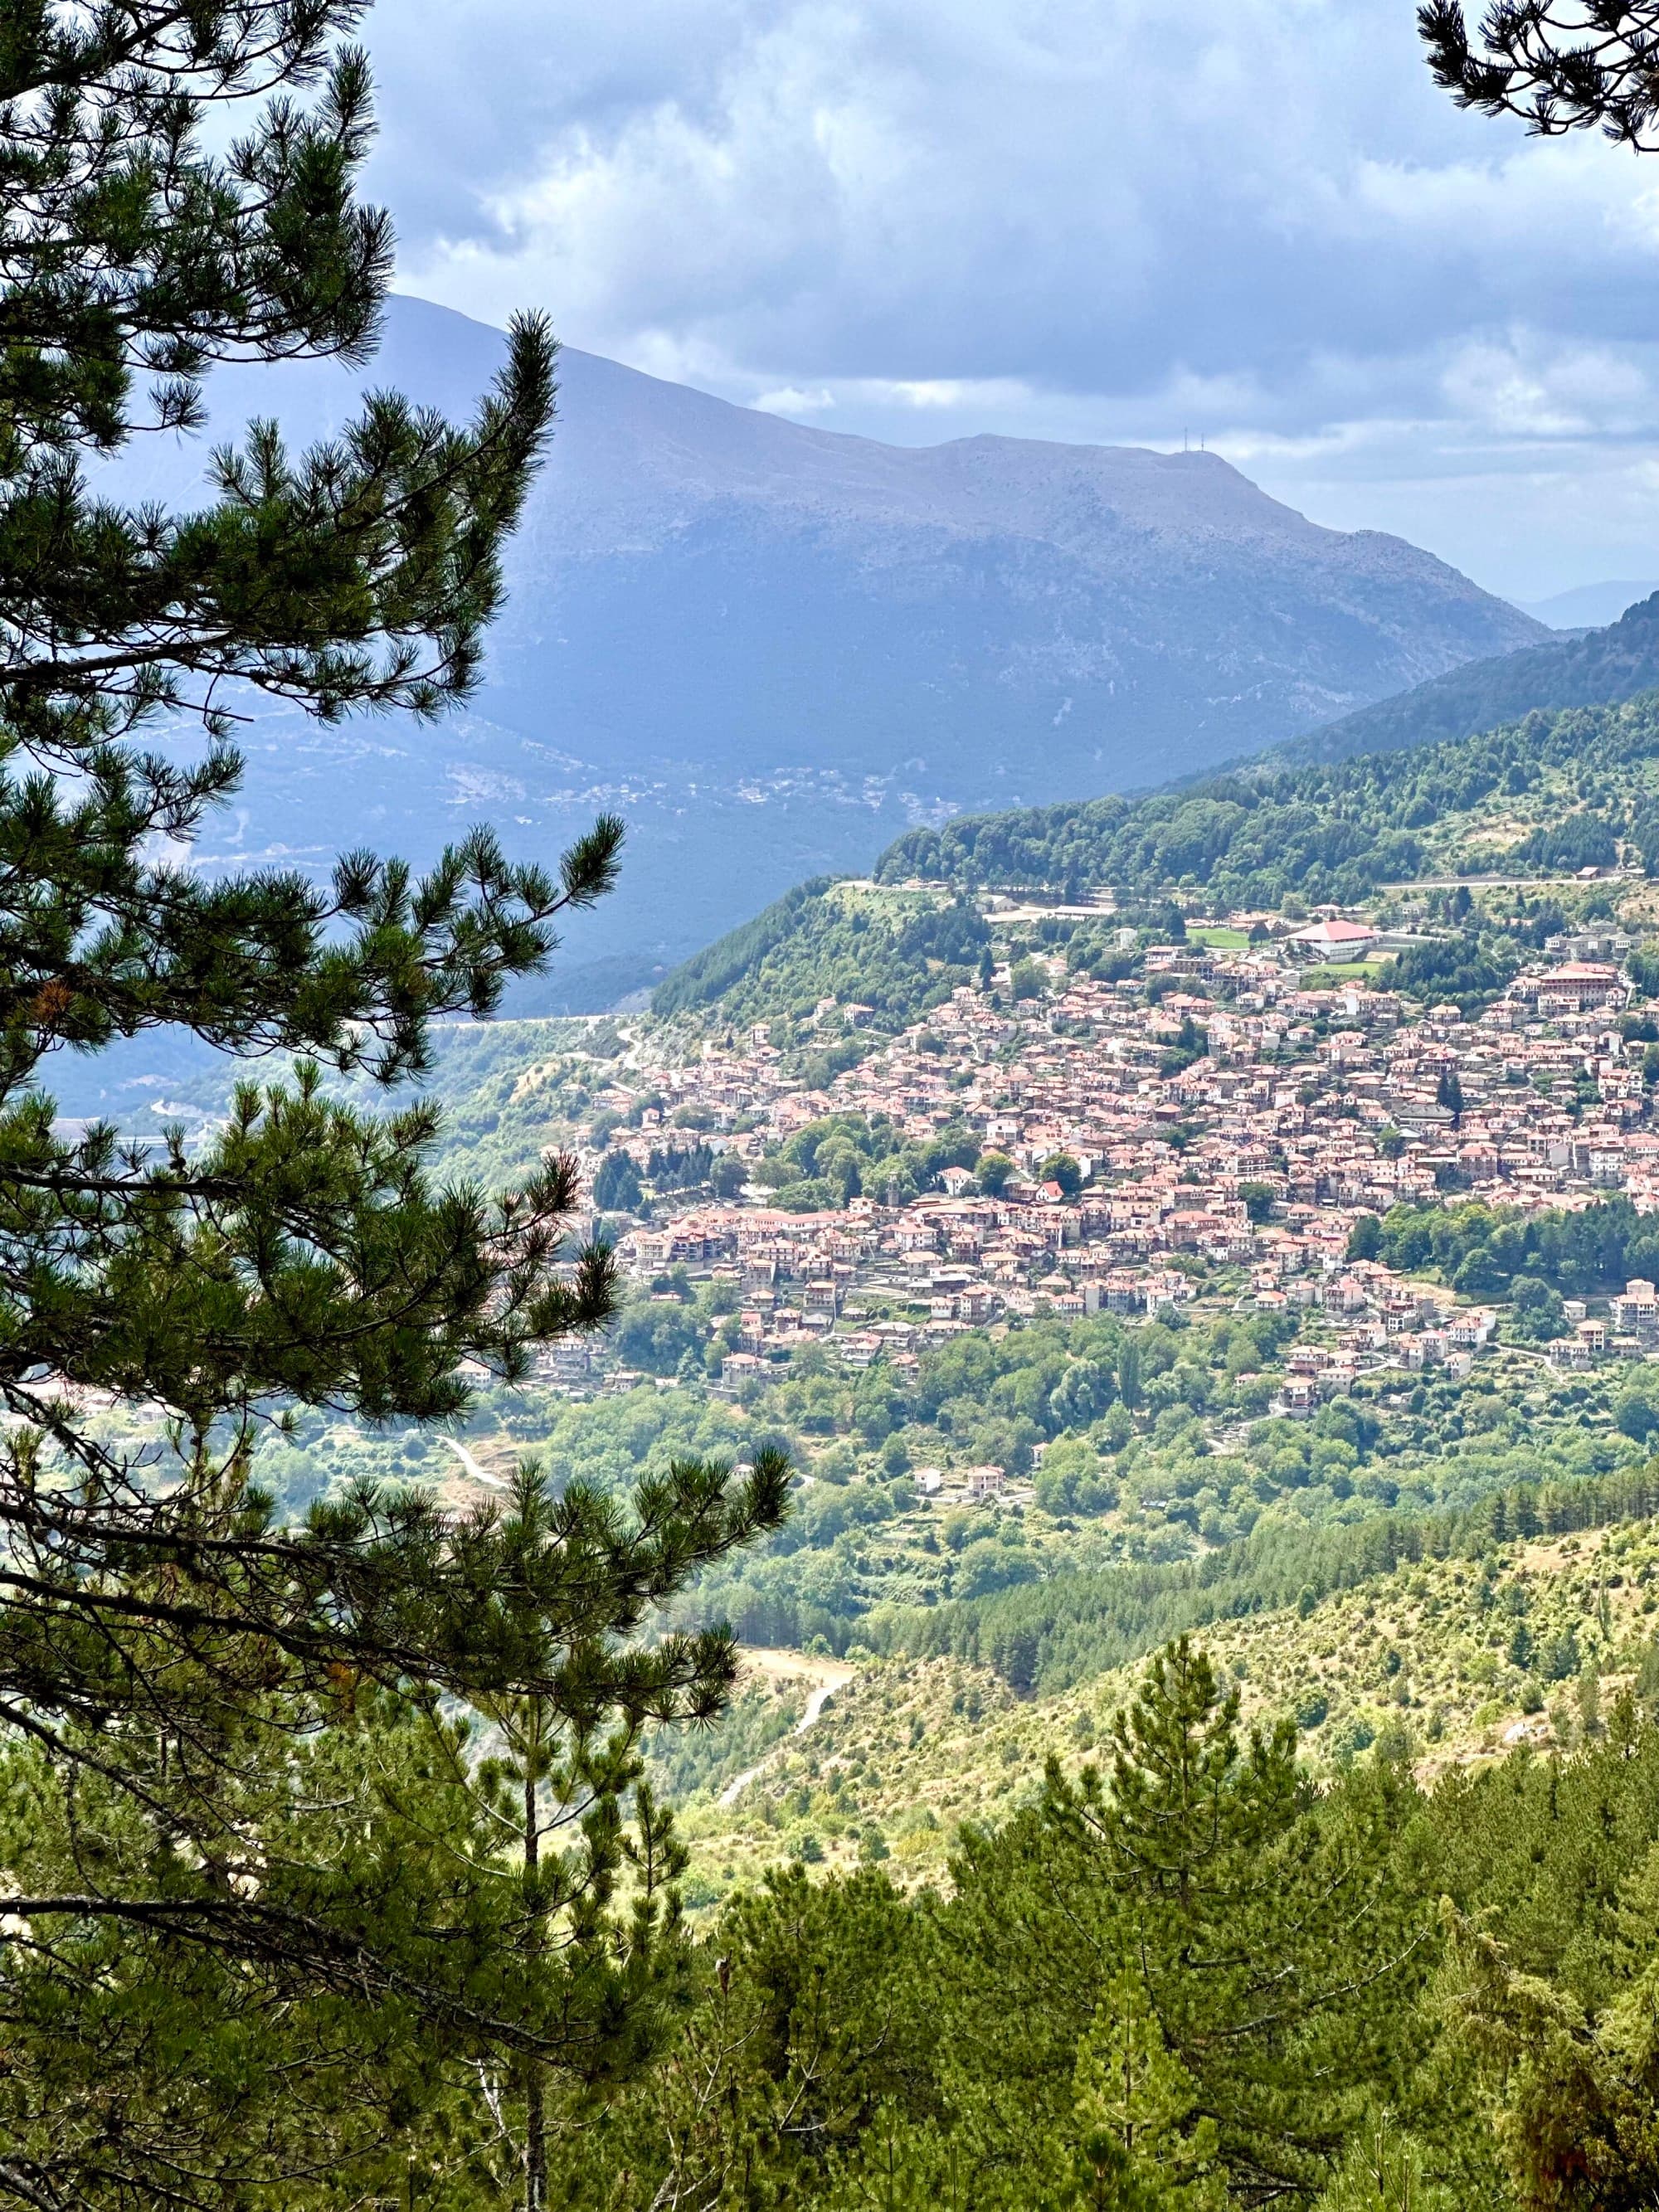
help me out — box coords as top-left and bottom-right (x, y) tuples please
(1284, 586), (1659, 764)
(651, 875), (989, 1029)
(645, 623), (1659, 1026)
(557, 1585), (1659, 2212)
(878, 688), (1659, 905)
(645, 686), (1659, 1031)
(673, 1470), (1659, 1894)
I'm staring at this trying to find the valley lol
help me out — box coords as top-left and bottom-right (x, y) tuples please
(669, 1498), (1659, 1900)
(144, 676), (1659, 1921)
(31, 5), (1659, 2202)
(72, 293), (1541, 1033)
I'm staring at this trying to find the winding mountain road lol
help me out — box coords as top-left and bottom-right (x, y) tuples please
(718, 1652), (856, 1807)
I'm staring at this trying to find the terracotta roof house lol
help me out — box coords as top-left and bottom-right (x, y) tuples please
(1287, 918), (1379, 959)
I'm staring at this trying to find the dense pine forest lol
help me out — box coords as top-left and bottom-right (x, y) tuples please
(528, 1636), (1659, 2211)
(878, 688), (1659, 910)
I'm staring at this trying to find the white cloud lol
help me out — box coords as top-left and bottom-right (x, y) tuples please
(753, 384), (836, 414)
(357, 0), (1659, 592)
(1438, 335), (1656, 440)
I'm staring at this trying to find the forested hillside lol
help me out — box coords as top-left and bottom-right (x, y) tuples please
(877, 688), (1659, 905)
(672, 1488), (1659, 1879)
(652, 877), (990, 1027)
(1283, 587), (1659, 764)
(544, 1630), (1659, 2210)
(870, 1458), (1659, 1696)
(649, 682), (1659, 1042)
(646, 682), (1659, 1035)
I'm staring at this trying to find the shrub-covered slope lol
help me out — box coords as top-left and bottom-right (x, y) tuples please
(671, 1467), (1659, 1897)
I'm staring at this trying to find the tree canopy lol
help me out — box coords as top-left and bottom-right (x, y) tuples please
(1421, 0), (1659, 147)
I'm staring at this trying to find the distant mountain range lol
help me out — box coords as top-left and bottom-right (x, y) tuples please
(98, 295), (1540, 1024)
(1520, 581), (1659, 629)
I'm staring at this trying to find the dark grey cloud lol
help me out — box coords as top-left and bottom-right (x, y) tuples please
(354, 0), (1659, 596)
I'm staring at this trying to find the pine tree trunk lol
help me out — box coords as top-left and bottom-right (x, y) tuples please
(525, 2069), (546, 2212)
(523, 1763), (546, 2212)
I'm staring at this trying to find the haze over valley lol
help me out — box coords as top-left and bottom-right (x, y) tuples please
(108, 294), (1545, 1016)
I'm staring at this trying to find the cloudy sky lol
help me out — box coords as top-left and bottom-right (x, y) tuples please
(362, 0), (1659, 602)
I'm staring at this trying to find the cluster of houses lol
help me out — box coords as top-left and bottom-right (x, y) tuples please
(552, 905), (1659, 1398)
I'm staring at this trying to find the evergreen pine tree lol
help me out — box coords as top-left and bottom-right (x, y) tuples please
(1070, 1973), (1224, 2210)
(1312, 2112), (1455, 2212)
(0, 5), (791, 2192)
(932, 1641), (1435, 2204)
(1421, 0), (1659, 147)
(1103, 1640), (1296, 1885)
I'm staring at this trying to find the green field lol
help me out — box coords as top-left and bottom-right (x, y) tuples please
(1297, 959), (1382, 986)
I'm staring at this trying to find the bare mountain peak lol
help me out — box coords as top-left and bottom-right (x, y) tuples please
(93, 290), (1547, 1015)
(119, 293), (1539, 625)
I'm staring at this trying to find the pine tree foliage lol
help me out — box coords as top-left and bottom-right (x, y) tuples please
(1311, 2114), (1455, 2212)
(0, 7), (791, 2199)
(1420, 0), (1659, 148)
(928, 1641), (1433, 2205)
(514, 1639), (1659, 2210)
(1069, 1976), (1224, 2211)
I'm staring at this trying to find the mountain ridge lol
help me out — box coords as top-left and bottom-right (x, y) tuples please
(1520, 579), (1659, 628)
(1278, 589), (1659, 768)
(96, 295), (1539, 1014)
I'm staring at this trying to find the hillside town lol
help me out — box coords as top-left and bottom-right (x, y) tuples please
(547, 906), (1659, 1401)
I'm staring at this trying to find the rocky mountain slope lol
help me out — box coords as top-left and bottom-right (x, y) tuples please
(109, 295), (1539, 1011)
